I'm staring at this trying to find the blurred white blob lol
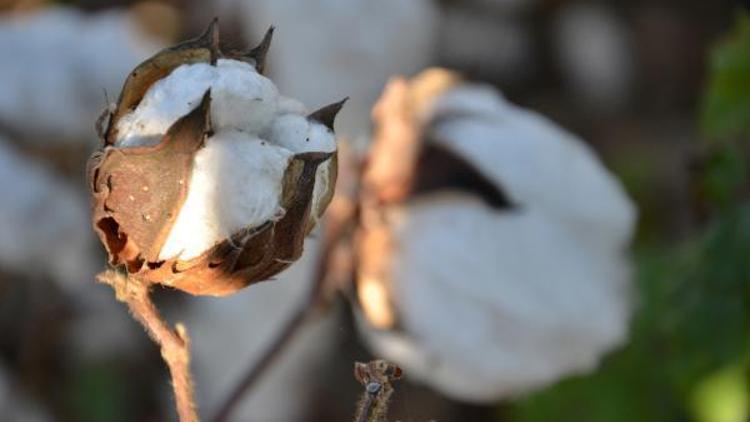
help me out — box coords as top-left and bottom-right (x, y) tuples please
(440, 6), (533, 83)
(221, 0), (439, 138)
(358, 74), (636, 402)
(554, 3), (634, 112)
(0, 364), (51, 422)
(0, 7), (164, 143)
(184, 238), (338, 421)
(0, 136), (97, 291)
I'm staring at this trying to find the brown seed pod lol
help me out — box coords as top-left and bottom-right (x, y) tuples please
(89, 21), (343, 296)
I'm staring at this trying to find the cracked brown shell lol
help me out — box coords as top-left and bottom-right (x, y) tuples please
(88, 20), (342, 296)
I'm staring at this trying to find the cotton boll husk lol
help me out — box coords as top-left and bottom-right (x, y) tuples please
(184, 238), (340, 420)
(116, 60), (279, 148)
(359, 79), (636, 402)
(554, 4), (634, 112)
(231, 0), (439, 138)
(0, 7), (164, 143)
(0, 137), (97, 291)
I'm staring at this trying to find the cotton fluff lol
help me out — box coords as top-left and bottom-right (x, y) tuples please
(114, 59), (336, 260)
(360, 82), (636, 402)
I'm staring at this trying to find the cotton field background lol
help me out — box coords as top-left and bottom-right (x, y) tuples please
(1, 0), (749, 421)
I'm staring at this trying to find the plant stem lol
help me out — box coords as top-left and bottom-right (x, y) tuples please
(98, 270), (198, 422)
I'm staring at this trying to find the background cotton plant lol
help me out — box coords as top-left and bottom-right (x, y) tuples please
(0, 1), (747, 421)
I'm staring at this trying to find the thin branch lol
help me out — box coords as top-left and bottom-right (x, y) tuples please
(98, 270), (198, 422)
(211, 199), (355, 422)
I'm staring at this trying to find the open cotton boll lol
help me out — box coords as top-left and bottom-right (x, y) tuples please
(110, 57), (338, 261)
(90, 21), (345, 296)
(358, 72), (636, 402)
(116, 59), (279, 148)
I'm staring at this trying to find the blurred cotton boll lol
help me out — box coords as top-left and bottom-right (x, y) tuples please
(0, 136), (97, 291)
(355, 70), (636, 402)
(224, 0), (439, 138)
(0, 6), (165, 143)
(554, 3), (634, 113)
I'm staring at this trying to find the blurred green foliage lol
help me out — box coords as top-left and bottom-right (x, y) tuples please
(511, 10), (750, 422)
(702, 13), (750, 140)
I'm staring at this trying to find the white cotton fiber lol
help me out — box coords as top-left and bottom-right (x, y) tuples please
(158, 131), (292, 260)
(116, 59), (279, 148)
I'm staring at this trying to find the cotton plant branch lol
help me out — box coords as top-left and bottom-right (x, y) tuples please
(97, 270), (197, 422)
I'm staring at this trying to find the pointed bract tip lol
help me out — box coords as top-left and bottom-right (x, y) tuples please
(196, 18), (221, 64)
(246, 26), (275, 74)
(199, 89), (213, 134)
(308, 97), (348, 131)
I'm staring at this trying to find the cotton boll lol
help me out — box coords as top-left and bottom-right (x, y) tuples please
(554, 4), (634, 112)
(0, 7), (163, 143)
(357, 72), (636, 402)
(159, 132), (292, 260)
(90, 23), (344, 296)
(232, 0), (439, 138)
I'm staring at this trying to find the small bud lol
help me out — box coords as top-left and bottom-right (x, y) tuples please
(89, 21), (344, 296)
